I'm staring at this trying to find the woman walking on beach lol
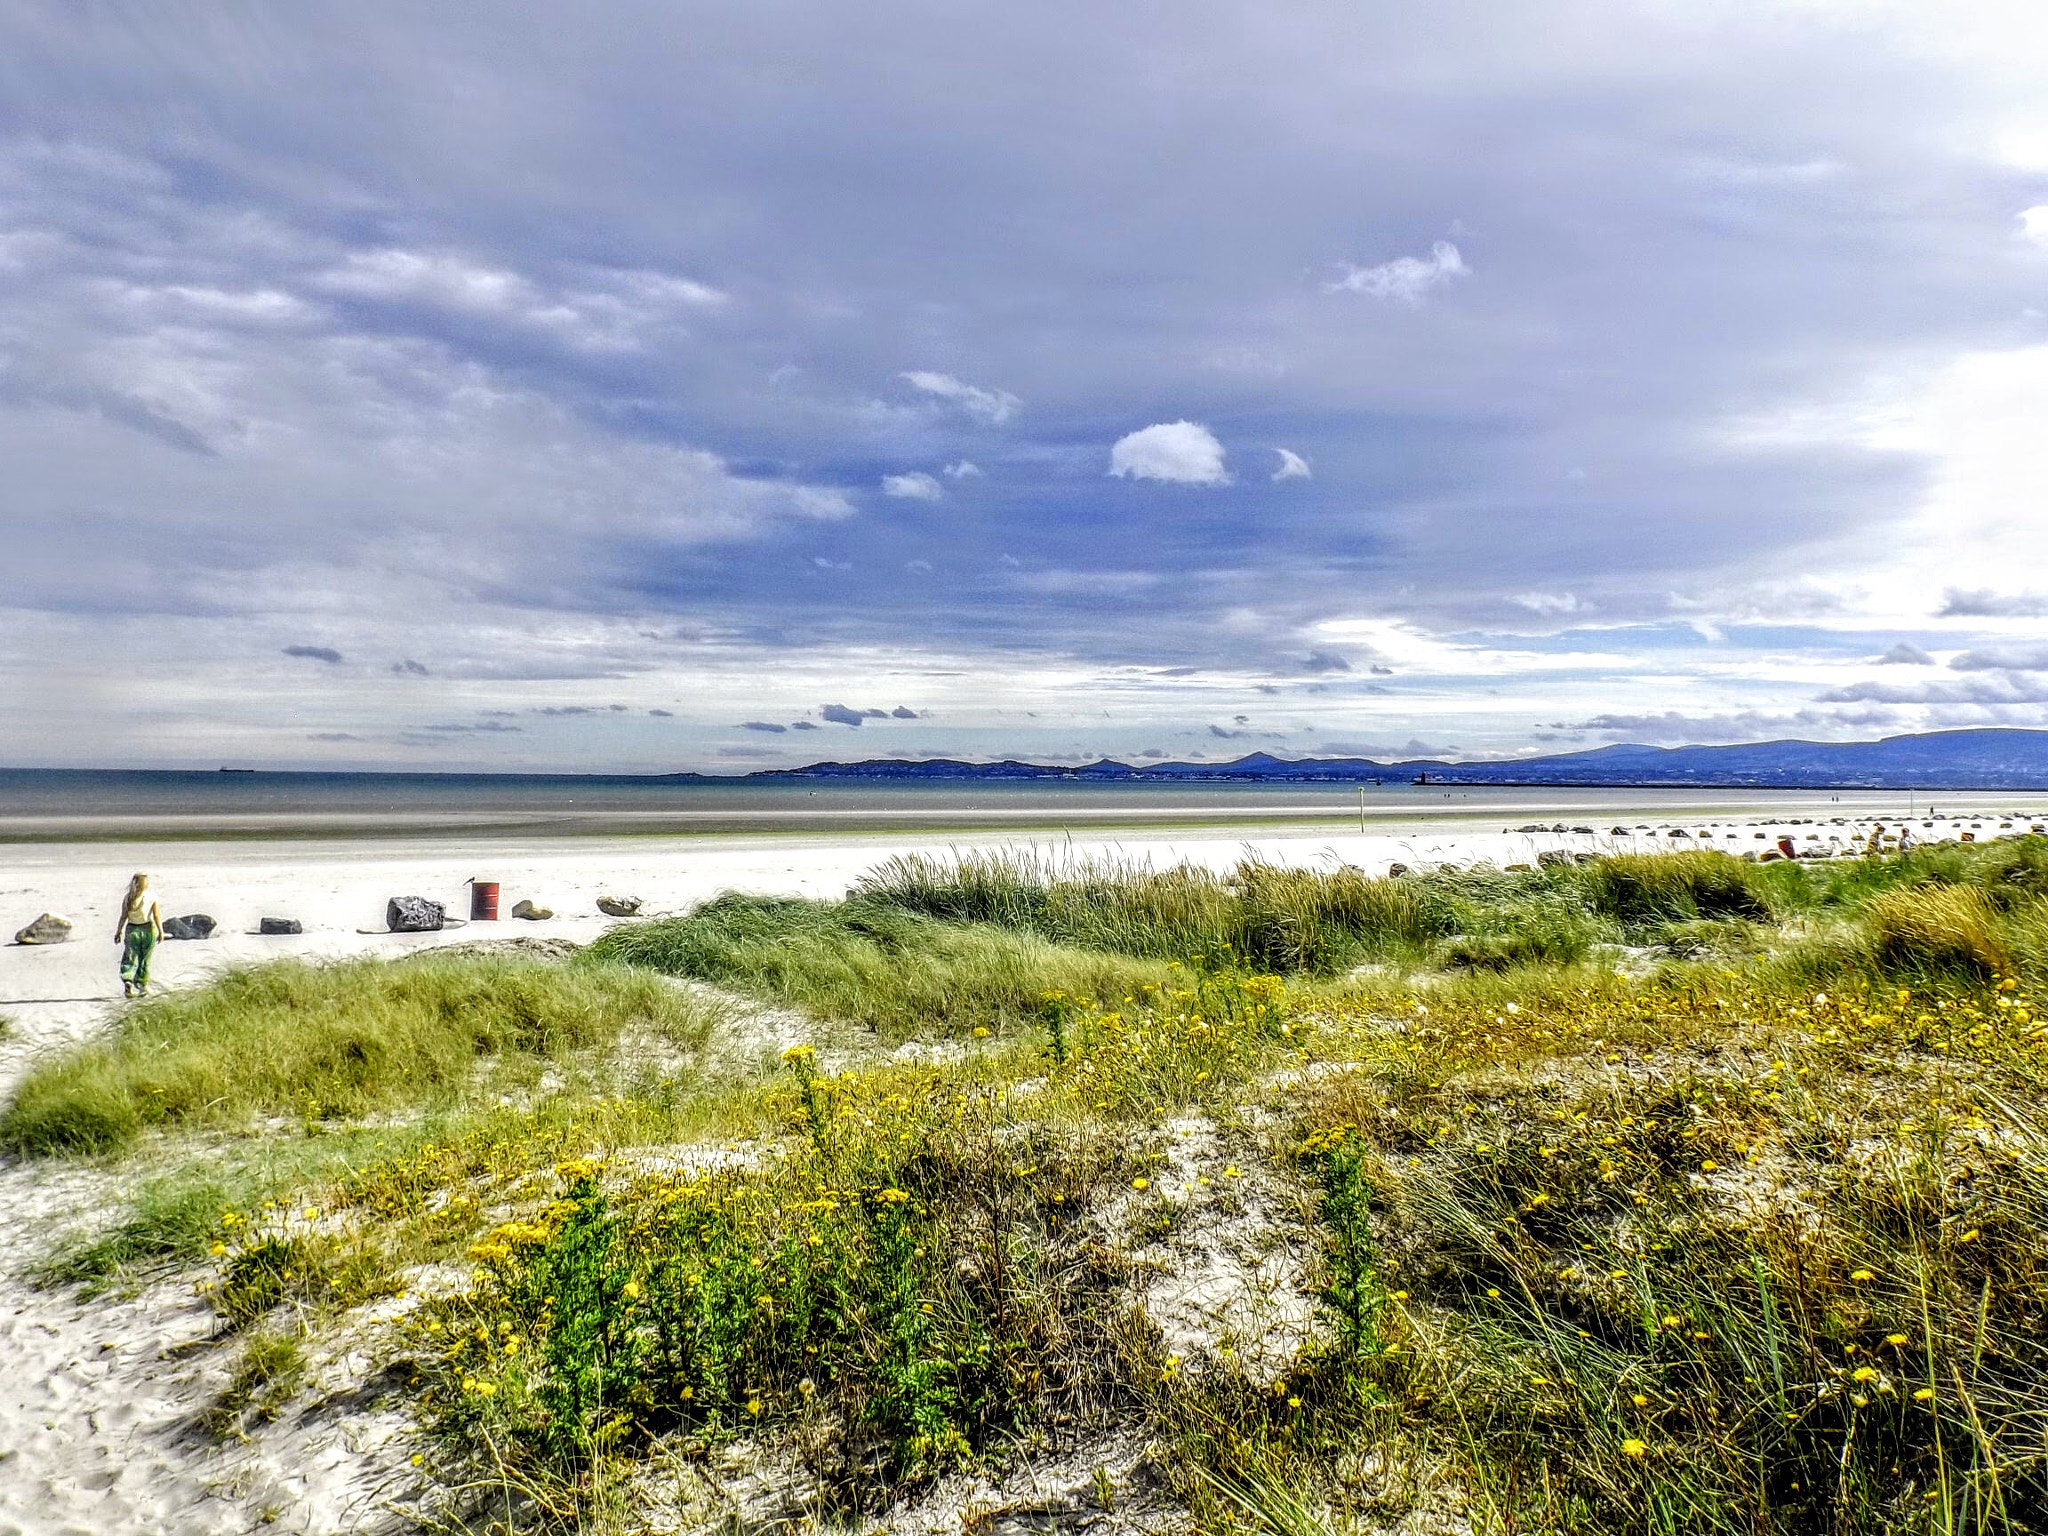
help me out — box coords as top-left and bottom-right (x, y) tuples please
(115, 872), (161, 998)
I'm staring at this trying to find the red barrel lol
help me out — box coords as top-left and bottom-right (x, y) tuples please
(469, 881), (500, 920)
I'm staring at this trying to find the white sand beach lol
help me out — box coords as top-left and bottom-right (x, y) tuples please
(0, 790), (2038, 1534)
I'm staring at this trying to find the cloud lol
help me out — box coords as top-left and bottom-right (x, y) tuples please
(1938, 589), (2048, 617)
(740, 720), (788, 732)
(2021, 207), (2048, 247)
(1108, 421), (1229, 485)
(391, 659), (430, 676)
(1878, 642), (1934, 665)
(1513, 592), (1584, 616)
(1302, 650), (1351, 673)
(10, 8), (2048, 770)
(1314, 739), (1454, 758)
(1817, 674), (2048, 704)
(648, 707), (673, 716)
(307, 731), (365, 742)
(881, 470), (944, 500)
(1271, 448), (1312, 481)
(282, 644), (343, 663)
(890, 705), (920, 718)
(1208, 723), (1246, 738)
(790, 721), (820, 731)
(899, 371), (1020, 424)
(1949, 645), (2048, 672)
(943, 460), (982, 479)
(1328, 241), (1469, 303)
(820, 702), (889, 726)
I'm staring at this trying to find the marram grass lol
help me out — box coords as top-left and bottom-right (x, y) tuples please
(2, 954), (716, 1156)
(581, 891), (1173, 1036)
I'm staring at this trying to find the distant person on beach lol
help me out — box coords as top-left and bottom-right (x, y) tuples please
(115, 872), (162, 998)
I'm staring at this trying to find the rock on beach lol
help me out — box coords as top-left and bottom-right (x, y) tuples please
(12, 912), (71, 945)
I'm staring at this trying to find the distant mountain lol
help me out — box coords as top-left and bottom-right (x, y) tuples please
(748, 729), (2048, 789)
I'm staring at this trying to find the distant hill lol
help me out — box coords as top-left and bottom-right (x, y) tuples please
(744, 729), (2048, 789)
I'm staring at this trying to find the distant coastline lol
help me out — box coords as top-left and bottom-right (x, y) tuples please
(745, 727), (2048, 791)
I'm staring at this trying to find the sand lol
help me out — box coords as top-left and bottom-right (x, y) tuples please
(0, 792), (2033, 1533)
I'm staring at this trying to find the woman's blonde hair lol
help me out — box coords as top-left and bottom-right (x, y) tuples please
(123, 872), (149, 912)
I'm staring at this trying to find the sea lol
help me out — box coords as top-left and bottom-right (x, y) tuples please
(0, 768), (1978, 843)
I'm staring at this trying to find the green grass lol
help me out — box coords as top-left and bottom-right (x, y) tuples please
(2, 954), (717, 1157)
(38, 1171), (240, 1290)
(583, 891), (1172, 1035)
(24, 838), (2048, 1532)
(855, 850), (1454, 972)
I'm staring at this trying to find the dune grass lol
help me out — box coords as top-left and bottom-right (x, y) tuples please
(2, 953), (717, 1157)
(22, 839), (2048, 1530)
(582, 891), (1172, 1036)
(855, 849), (1454, 972)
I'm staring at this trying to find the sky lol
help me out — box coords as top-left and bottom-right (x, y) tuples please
(7, 2), (2048, 772)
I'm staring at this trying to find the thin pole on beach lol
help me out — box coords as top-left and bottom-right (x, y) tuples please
(1358, 786), (1366, 835)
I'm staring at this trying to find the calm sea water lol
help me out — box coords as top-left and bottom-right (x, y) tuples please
(0, 768), (1952, 842)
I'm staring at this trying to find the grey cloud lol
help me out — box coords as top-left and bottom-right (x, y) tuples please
(307, 731), (365, 741)
(1949, 646), (2048, 672)
(423, 720), (524, 733)
(1314, 739), (1456, 758)
(740, 721), (788, 732)
(534, 705), (597, 715)
(1877, 642), (1934, 665)
(649, 707), (673, 716)
(1816, 674), (2048, 705)
(890, 705), (920, 719)
(1301, 650), (1350, 673)
(283, 644), (343, 663)
(1938, 590), (2048, 618)
(790, 721), (820, 731)
(820, 703), (890, 727)
(391, 659), (430, 676)
(4, 6), (2047, 768)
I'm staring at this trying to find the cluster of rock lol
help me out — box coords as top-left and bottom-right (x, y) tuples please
(10, 890), (651, 948)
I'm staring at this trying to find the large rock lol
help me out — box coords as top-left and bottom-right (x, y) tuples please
(1537, 849), (1573, 869)
(510, 899), (553, 920)
(162, 914), (217, 940)
(385, 896), (445, 933)
(259, 917), (303, 935)
(596, 895), (643, 917)
(13, 912), (70, 945)
(1385, 862), (1410, 878)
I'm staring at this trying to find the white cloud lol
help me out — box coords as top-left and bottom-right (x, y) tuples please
(943, 459), (983, 478)
(1512, 591), (1584, 615)
(899, 370), (1021, 424)
(1328, 241), (1469, 304)
(1271, 447), (1312, 481)
(313, 249), (722, 350)
(2020, 206), (2048, 246)
(881, 470), (944, 500)
(1108, 420), (1230, 485)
